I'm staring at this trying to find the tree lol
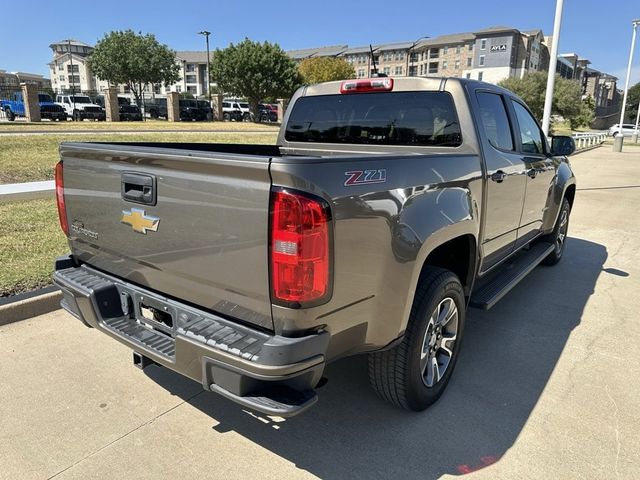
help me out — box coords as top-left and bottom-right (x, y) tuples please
(298, 57), (355, 84)
(88, 30), (180, 107)
(499, 72), (591, 130)
(210, 39), (301, 120)
(626, 81), (640, 124)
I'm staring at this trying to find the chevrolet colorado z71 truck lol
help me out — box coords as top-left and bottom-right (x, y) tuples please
(53, 77), (576, 416)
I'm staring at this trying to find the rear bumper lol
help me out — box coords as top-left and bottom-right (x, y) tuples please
(53, 255), (328, 416)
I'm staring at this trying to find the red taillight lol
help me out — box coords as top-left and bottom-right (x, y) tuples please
(340, 77), (394, 94)
(270, 189), (331, 306)
(55, 161), (69, 236)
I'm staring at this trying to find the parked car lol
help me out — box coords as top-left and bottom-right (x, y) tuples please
(196, 100), (213, 120)
(55, 94), (105, 121)
(92, 95), (131, 108)
(609, 123), (638, 137)
(222, 101), (243, 121)
(0, 92), (66, 121)
(53, 77), (576, 417)
(179, 99), (207, 121)
(146, 98), (167, 119)
(119, 104), (143, 121)
(257, 103), (277, 123)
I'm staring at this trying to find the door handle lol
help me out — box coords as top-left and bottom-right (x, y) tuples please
(121, 172), (156, 206)
(527, 168), (537, 179)
(490, 170), (507, 183)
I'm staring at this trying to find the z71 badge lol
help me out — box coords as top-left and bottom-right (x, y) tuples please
(344, 169), (387, 186)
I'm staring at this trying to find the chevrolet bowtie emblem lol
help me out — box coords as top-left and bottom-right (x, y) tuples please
(121, 208), (160, 234)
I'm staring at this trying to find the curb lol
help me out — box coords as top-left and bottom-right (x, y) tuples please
(0, 290), (62, 326)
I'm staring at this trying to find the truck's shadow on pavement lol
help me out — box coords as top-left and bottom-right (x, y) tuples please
(145, 237), (607, 478)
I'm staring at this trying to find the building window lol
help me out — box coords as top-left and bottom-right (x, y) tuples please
(479, 55), (485, 66)
(442, 60), (448, 70)
(428, 62), (438, 74)
(185, 75), (197, 84)
(395, 66), (403, 75)
(176, 85), (182, 93)
(58, 64), (64, 71)
(478, 72), (484, 81)
(443, 46), (448, 54)
(456, 45), (462, 54)
(67, 64), (79, 73)
(429, 48), (439, 59)
(68, 75), (80, 84)
(409, 65), (417, 77)
(187, 86), (197, 94)
(383, 67), (390, 75)
(466, 73), (471, 79)
(455, 59), (460, 70)
(154, 84), (161, 94)
(467, 57), (473, 67)
(185, 63), (196, 72)
(358, 68), (365, 78)
(480, 39), (487, 50)
(59, 75), (65, 81)
(410, 52), (418, 62)
(468, 43), (474, 51)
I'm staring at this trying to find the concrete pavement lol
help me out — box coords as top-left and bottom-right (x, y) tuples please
(1, 147), (639, 479)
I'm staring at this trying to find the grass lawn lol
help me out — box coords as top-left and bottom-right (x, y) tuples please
(0, 198), (68, 296)
(0, 132), (277, 184)
(0, 131), (278, 296)
(0, 120), (279, 132)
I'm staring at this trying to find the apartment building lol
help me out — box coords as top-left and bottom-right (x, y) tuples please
(288, 26), (550, 85)
(0, 69), (51, 88)
(47, 40), (211, 99)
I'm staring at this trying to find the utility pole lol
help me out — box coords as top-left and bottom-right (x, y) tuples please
(541, 0), (565, 136)
(614, 19), (640, 152)
(198, 30), (212, 118)
(67, 39), (76, 119)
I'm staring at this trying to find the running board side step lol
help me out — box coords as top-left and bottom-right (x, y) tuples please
(470, 242), (555, 310)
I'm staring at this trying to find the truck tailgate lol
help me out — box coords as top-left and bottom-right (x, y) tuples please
(60, 143), (274, 331)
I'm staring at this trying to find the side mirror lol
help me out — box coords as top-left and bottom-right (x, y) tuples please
(551, 136), (576, 156)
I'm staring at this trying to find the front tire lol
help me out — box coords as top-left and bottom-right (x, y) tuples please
(541, 198), (571, 266)
(368, 267), (466, 411)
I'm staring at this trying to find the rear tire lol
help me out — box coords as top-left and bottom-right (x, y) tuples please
(368, 267), (465, 411)
(541, 198), (571, 266)
(6, 108), (15, 121)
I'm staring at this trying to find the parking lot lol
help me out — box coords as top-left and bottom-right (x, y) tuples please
(1, 146), (639, 480)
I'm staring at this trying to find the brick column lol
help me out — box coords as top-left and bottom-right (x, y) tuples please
(104, 86), (119, 122)
(21, 83), (41, 122)
(212, 94), (224, 121)
(167, 92), (180, 122)
(277, 98), (288, 124)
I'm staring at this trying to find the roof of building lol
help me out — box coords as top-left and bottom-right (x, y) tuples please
(47, 52), (88, 66)
(473, 25), (520, 35)
(288, 45), (348, 59)
(523, 29), (544, 37)
(175, 51), (211, 63)
(49, 39), (92, 48)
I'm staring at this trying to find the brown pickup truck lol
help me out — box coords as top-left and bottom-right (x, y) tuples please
(53, 76), (576, 416)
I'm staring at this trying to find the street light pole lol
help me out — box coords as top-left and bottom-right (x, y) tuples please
(67, 39), (76, 119)
(614, 19), (640, 151)
(407, 35), (430, 77)
(541, 0), (565, 136)
(198, 30), (212, 116)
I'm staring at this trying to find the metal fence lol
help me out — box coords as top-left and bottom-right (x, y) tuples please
(572, 132), (607, 151)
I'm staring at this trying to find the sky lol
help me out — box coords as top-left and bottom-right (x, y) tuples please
(1, 0), (639, 86)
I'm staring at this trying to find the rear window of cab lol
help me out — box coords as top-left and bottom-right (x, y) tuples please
(285, 91), (462, 147)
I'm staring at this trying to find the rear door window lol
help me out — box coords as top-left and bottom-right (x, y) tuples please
(476, 92), (513, 151)
(285, 91), (462, 146)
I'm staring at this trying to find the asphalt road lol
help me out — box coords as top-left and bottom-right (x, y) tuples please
(1, 146), (639, 480)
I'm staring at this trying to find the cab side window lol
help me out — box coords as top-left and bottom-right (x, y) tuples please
(476, 92), (513, 151)
(511, 100), (544, 154)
